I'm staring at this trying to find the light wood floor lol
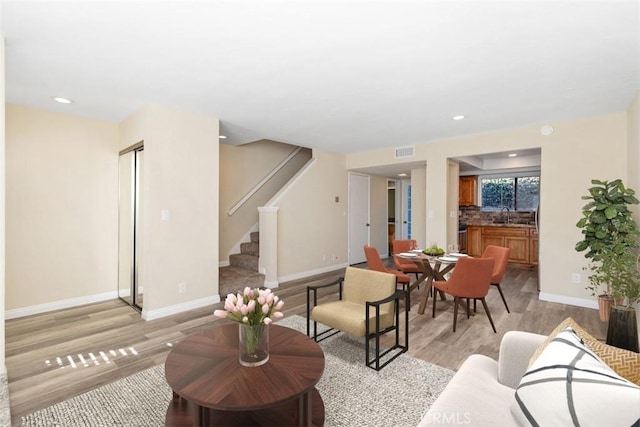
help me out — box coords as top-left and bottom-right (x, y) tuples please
(6, 262), (607, 425)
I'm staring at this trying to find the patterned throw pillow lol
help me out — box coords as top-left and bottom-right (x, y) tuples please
(512, 327), (640, 426)
(528, 316), (640, 385)
(585, 338), (640, 385)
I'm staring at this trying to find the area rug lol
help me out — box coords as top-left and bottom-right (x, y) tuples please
(21, 315), (454, 427)
(0, 373), (10, 427)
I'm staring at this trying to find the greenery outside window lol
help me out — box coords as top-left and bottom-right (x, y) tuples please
(481, 175), (540, 211)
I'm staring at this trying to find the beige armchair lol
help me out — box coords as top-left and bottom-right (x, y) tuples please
(306, 267), (409, 370)
(363, 244), (413, 309)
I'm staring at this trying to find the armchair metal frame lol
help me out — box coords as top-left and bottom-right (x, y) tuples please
(306, 277), (409, 371)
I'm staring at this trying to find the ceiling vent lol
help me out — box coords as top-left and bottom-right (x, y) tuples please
(394, 146), (415, 159)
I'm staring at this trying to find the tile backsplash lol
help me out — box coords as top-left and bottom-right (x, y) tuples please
(460, 206), (535, 225)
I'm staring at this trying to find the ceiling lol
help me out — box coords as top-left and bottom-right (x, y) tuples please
(2, 1), (639, 155)
(456, 148), (542, 174)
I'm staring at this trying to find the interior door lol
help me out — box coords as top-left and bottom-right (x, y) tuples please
(388, 179), (401, 253)
(134, 149), (144, 307)
(118, 151), (134, 305)
(348, 172), (370, 264)
(118, 143), (144, 311)
(400, 179), (412, 239)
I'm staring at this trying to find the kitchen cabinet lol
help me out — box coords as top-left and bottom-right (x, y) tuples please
(482, 234), (504, 249)
(459, 176), (477, 206)
(481, 227), (530, 264)
(504, 236), (530, 263)
(467, 226), (482, 257)
(469, 226), (536, 265)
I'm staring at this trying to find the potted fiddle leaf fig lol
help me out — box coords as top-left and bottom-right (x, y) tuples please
(575, 179), (640, 352)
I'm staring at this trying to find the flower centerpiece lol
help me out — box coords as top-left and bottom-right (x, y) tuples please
(214, 287), (284, 367)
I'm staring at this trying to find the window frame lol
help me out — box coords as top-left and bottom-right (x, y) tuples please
(479, 172), (540, 212)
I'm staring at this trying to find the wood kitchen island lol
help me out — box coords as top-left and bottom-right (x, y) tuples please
(467, 224), (538, 266)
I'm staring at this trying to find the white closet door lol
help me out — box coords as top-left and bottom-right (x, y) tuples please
(348, 172), (370, 264)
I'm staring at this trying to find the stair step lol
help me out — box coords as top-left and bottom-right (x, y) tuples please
(229, 253), (258, 271)
(240, 242), (259, 256)
(219, 266), (265, 297)
(250, 232), (259, 243)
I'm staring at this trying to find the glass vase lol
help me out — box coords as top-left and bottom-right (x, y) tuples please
(238, 323), (269, 367)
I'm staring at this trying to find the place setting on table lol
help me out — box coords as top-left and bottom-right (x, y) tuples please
(397, 244), (471, 315)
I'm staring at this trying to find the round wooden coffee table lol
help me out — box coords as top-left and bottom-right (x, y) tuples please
(165, 323), (325, 426)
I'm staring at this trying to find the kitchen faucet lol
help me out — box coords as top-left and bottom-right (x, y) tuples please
(501, 207), (511, 224)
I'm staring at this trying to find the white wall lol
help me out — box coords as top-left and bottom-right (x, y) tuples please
(1, 34), (6, 373)
(119, 104), (220, 319)
(276, 149), (348, 281)
(628, 92), (640, 221)
(627, 91), (640, 331)
(4, 101), (340, 319)
(219, 141), (309, 263)
(5, 104), (119, 315)
(347, 112), (629, 309)
(370, 174), (388, 256)
(447, 161), (460, 251)
(411, 166), (426, 249)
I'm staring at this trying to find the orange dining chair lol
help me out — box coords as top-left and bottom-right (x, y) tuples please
(478, 245), (511, 313)
(392, 239), (421, 280)
(432, 257), (496, 333)
(364, 245), (413, 309)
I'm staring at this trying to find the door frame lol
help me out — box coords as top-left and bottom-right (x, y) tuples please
(400, 179), (412, 239)
(348, 172), (370, 265)
(118, 141), (144, 312)
(387, 179), (401, 243)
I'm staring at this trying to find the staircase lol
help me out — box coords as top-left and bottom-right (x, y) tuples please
(219, 232), (265, 297)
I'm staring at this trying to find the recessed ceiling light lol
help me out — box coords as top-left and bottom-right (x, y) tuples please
(452, 115), (465, 121)
(219, 135), (227, 139)
(398, 173), (408, 177)
(540, 125), (554, 136)
(508, 153), (517, 157)
(52, 97), (73, 104)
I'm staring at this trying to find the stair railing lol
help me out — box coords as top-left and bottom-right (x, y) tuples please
(227, 147), (304, 216)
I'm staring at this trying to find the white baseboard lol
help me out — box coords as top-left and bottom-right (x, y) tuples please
(142, 295), (221, 321)
(7, 292), (223, 322)
(219, 260), (230, 267)
(264, 280), (279, 289)
(277, 263), (348, 285)
(5, 291), (119, 320)
(538, 292), (598, 310)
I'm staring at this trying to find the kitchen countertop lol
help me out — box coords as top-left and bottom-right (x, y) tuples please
(466, 222), (535, 228)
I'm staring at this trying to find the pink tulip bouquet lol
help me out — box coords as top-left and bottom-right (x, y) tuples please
(214, 287), (285, 325)
(215, 287), (284, 365)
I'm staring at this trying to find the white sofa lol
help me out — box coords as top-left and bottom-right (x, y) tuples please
(420, 319), (640, 426)
(419, 330), (546, 426)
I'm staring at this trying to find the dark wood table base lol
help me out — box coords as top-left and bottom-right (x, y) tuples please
(412, 259), (455, 314)
(166, 387), (325, 427)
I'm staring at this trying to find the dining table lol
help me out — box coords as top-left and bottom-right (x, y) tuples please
(397, 251), (469, 315)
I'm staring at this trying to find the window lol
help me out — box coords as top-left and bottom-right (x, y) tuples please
(480, 175), (539, 211)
